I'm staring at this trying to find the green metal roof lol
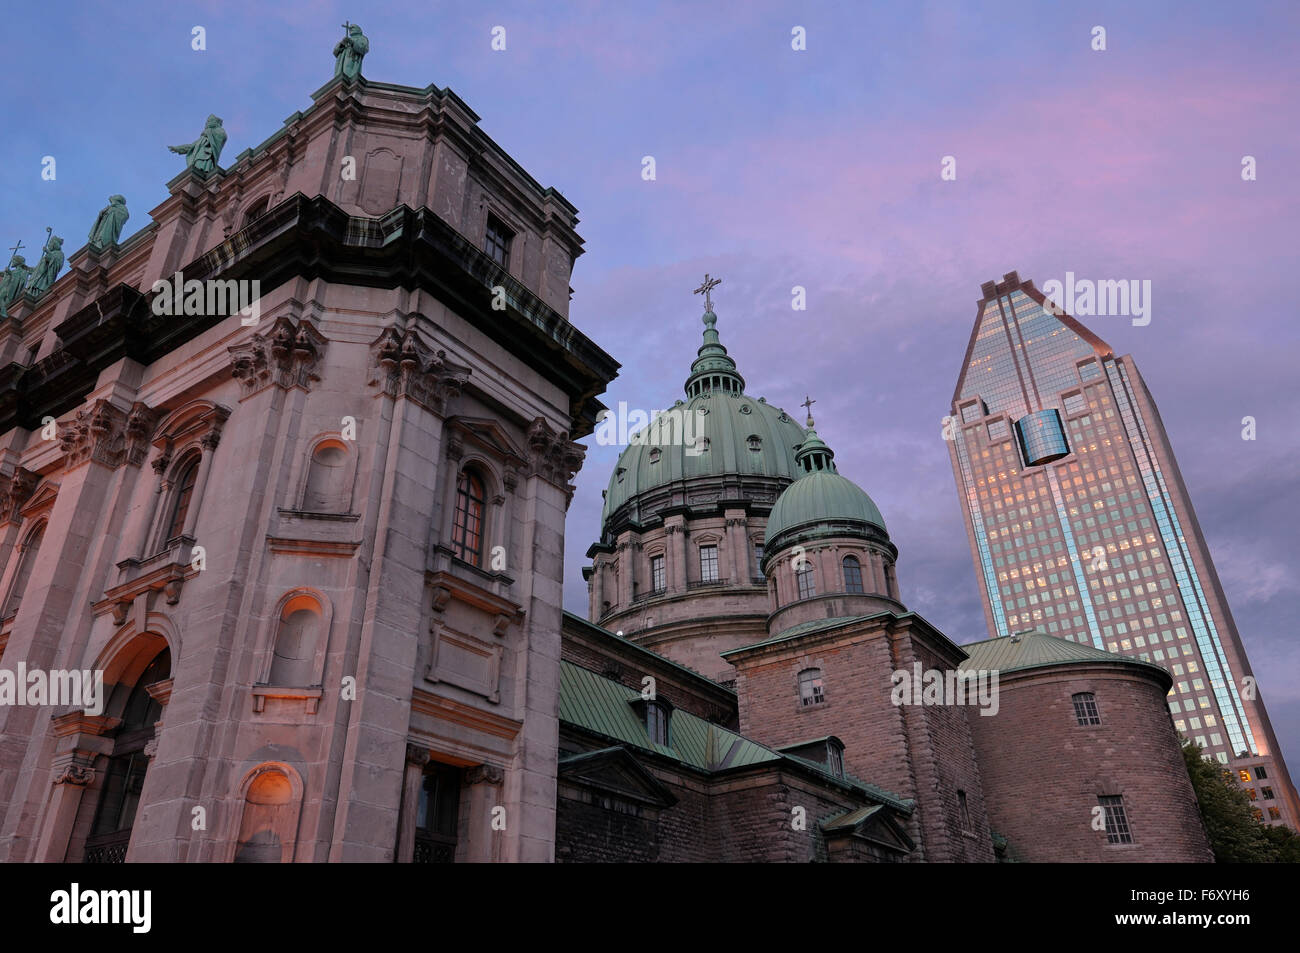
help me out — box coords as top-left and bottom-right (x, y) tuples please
(559, 660), (912, 810)
(958, 629), (1171, 683)
(559, 661), (776, 771)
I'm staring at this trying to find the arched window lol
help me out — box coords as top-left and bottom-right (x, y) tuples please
(269, 597), (321, 686)
(234, 767), (294, 863)
(451, 469), (485, 566)
(163, 453), (201, 544)
(84, 647), (171, 863)
(798, 668), (825, 707)
(843, 555), (864, 593)
(242, 197), (269, 227)
(302, 441), (350, 512)
(796, 564), (816, 600)
(1072, 691), (1101, 726)
(2, 521), (45, 618)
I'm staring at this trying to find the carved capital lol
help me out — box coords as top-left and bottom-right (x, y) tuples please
(367, 325), (471, 417)
(230, 316), (327, 397)
(60, 399), (129, 470)
(0, 467), (39, 523)
(525, 417), (585, 505)
(124, 402), (161, 467)
(405, 743), (431, 767)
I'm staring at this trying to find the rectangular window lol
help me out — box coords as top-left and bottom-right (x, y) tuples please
(958, 790), (972, 832)
(699, 545), (719, 583)
(484, 214), (513, 268)
(651, 555), (665, 593)
(1099, 795), (1133, 844)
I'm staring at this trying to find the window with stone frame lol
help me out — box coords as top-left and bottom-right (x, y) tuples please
(699, 545), (719, 583)
(484, 214), (513, 269)
(84, 648), (171, 863)
(2, 520), (45, 619)
(1072, 691), (1101, 726)
(650, 554), (666, 593)
(842, 554), (865, 593)
(162, 452), (201, 545)
(415, 763), (463, 863)
(451, 468), (486, 566)
(796, 564), (817, 600)
(798, 667), (825, 707)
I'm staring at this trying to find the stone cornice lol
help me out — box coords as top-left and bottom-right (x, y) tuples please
(0, 194), (616, 438)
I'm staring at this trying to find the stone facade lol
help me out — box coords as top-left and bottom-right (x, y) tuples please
(0, 70), (616, 864)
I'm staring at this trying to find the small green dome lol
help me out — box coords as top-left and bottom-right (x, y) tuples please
(765, 470), (887, 546)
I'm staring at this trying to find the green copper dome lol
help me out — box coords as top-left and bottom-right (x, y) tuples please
(764, 419), (887, 548)
(598, 302), (807, 529)
(600, 391), (807, 526)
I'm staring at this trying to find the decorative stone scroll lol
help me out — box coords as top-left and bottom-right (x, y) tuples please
(0, 467), (39, 523)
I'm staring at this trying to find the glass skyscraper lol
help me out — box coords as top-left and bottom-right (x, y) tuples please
(947, 270), (1298, 829)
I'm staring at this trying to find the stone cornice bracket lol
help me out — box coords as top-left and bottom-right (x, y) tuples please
(405, 743), (431, 768)
(466, 764), (504, 786)
(367, 325), (471, 417)
(526, 417), (585, 505)
(229, 315), (328, 398)
(124, 402), (162, 467)
(59, 399), (128, 470)
(54, 764), (96, 787)
(0, 467), (39, 524)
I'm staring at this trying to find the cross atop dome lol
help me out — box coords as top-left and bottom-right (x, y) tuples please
(801, 394), (816, 427)
(693, 273), (721, 314)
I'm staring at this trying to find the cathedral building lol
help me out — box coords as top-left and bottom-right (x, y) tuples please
(0, 38), (1219, 863)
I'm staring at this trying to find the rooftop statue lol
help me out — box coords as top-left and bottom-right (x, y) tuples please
(28, 228), (64, 297)
(88, 195), (130, 249)
(334, 22), (369, 82)
(168, 114), (227, 175)
(0, 250), (31, 319)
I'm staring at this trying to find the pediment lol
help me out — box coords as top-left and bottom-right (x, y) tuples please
(821, 804), (916, 854)
(20, 480), (59, 518)
(558, 745), (678, 808)
(446, 415), (527, 465)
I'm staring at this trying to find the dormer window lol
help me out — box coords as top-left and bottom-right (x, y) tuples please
(747, 434), (761, 452)
(827, 742), (844, 777)
(649, 448), (661, 464)
(646, 701), (669, 745)
(630, 696), (673, 746)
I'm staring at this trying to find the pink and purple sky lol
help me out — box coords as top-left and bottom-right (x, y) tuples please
(6, 1), (1299, 773)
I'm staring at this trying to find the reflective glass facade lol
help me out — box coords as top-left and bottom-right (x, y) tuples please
(948, 274), (1297, 827)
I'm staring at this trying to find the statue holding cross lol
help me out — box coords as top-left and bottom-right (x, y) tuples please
(334, 22), (369, 82)
(693, 273), (721, 313)
(0, 240), (32, 319)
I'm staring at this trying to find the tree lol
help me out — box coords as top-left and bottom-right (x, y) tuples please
(1181, 740), (1295, 862)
